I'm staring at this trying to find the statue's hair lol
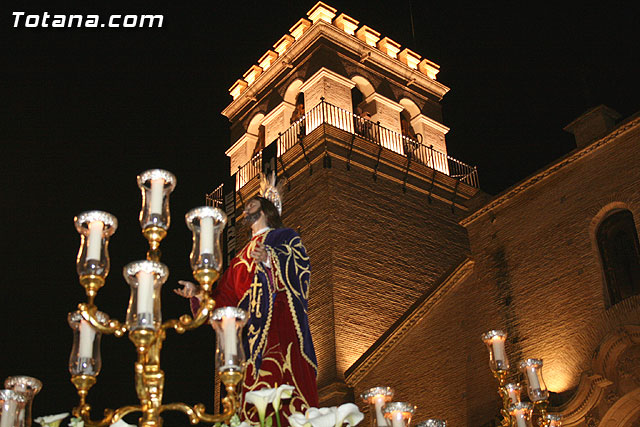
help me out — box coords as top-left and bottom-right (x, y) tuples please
(249, 196), (284, 229)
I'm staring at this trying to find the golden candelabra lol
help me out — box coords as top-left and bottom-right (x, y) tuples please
(69, 169), (246, 427)
(482, 331), (562, 427)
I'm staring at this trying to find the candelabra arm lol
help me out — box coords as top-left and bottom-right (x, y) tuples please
(192, 371), (243, 424)
(78, 303), (127, 337)
(159, 403), (199, 425)
(192, 399), (236, 424)
(73, 404), (116, 427)
(111, 406), (143, 425)
(161, 295), (216, 334)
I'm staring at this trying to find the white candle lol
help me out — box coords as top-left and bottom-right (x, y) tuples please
(526, 367), (541, 390)
(374, 397), (388, 427)
(492, 338), (506, 364)
(515, 414), (528, 427)
(391, 412), (404, 427)
(507, 388), (520, 404)
(149, 178), (164, 215)
(78, 320), (95, 358)
(221, 315), (237, 364)
(86, 221), (104, 261)
(0, 400), (17, 427)
(199, 216), (214, 255)
(136, 271), (154, 320)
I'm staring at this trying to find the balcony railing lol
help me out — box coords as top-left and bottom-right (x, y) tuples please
(212, 99), (479, 203)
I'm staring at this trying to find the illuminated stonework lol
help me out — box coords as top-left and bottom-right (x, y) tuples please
(226, 2), (442, 101)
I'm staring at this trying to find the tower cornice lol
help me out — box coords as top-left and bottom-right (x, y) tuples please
(222, 20), (449, 122)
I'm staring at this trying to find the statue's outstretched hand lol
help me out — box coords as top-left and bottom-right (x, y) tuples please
(174, 280), (201, 300)
(250, 242), (269, 264)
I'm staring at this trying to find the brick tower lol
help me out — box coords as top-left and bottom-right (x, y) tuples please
(210, 2), (483, 406)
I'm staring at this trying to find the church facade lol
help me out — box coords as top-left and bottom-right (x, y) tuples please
(210, 3), (640, 425)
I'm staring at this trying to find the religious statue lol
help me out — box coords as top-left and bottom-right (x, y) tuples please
(176, 174), (318, 423)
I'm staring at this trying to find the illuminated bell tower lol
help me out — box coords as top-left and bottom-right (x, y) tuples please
(214, 2), (483, 406)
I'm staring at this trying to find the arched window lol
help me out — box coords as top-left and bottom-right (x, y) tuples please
(290, 92), (305, 124)
(351, 86), (364, 114)
(597, 210), (640, 305)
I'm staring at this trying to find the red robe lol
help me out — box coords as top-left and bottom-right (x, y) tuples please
(198, 228), (318, 422)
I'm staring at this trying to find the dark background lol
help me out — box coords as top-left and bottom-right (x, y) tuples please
(1, 0), (638, 423)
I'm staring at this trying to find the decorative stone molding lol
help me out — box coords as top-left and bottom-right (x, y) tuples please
(273, 34), (295, 56)
(345, 258), (475, 386)
(377, 37), (401, 59)
(418, 58), (440, 80)
(261, 101), (295, 147)
(333, 13), (358, 35)
(243, 65), (262, 86)
(229, 79), (248, 101)
(289, 18), (312, 40)
(355, 25), (381, 47)
(307, 1), (336, 24)
(258, 50), (278, 71)
(556, 325), (640, 426)
(399, 48), (420, 70)
(557, 372), (612, 426)
(222, 19), (450, 120)
(460, 116), (640, 226)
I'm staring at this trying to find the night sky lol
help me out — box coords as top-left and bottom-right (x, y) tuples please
(2, 0), (638, 422)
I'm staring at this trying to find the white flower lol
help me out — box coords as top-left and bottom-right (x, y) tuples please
(110, 420), (136, 427)
(288, 405), (364, 427)
(288, 411), (309, 427)
(272, 384), (294, 412)
(35, 413), (69, 427)
(245, 387), (277, 425)
(68, 417), (84, 427)
(335, 403), (364, 426)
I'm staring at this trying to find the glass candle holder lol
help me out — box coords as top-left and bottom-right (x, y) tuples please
(504, 383), (522, 405)
(210, 306), (248, 373)
(74, 211), (118, 294)
(4, 376), (42, 427)
(360, 387), (394, 427)
(185, 207), (227, 288)
(0, 390), (26, 427)
(383, 402), (416, 427)
(123, 261), (168, 331)
(508, 402), (533, 427)
(137, 169), (176, 232)
(482, 330), (509, 372)
(416, 419), (447, 427)
(518, 359), (548, 402)
(68, 310), (109, 376)
(544, 414), (562, 427)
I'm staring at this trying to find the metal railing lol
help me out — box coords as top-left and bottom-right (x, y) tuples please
(226, 98), (479, 196)
(205, 183), (224, 208)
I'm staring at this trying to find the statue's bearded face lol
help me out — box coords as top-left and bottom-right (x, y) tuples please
(243, 199), (262, 225)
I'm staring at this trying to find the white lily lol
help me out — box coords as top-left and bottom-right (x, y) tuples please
(288, 411), (309, 427)
(110, 420), (136, 427)
(335, 403), (364, 426)
(288, 404), (364, 427)
(272, 384), (294, 412)
(35, 413), (69, 427)
(245, 388), (277, 427)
